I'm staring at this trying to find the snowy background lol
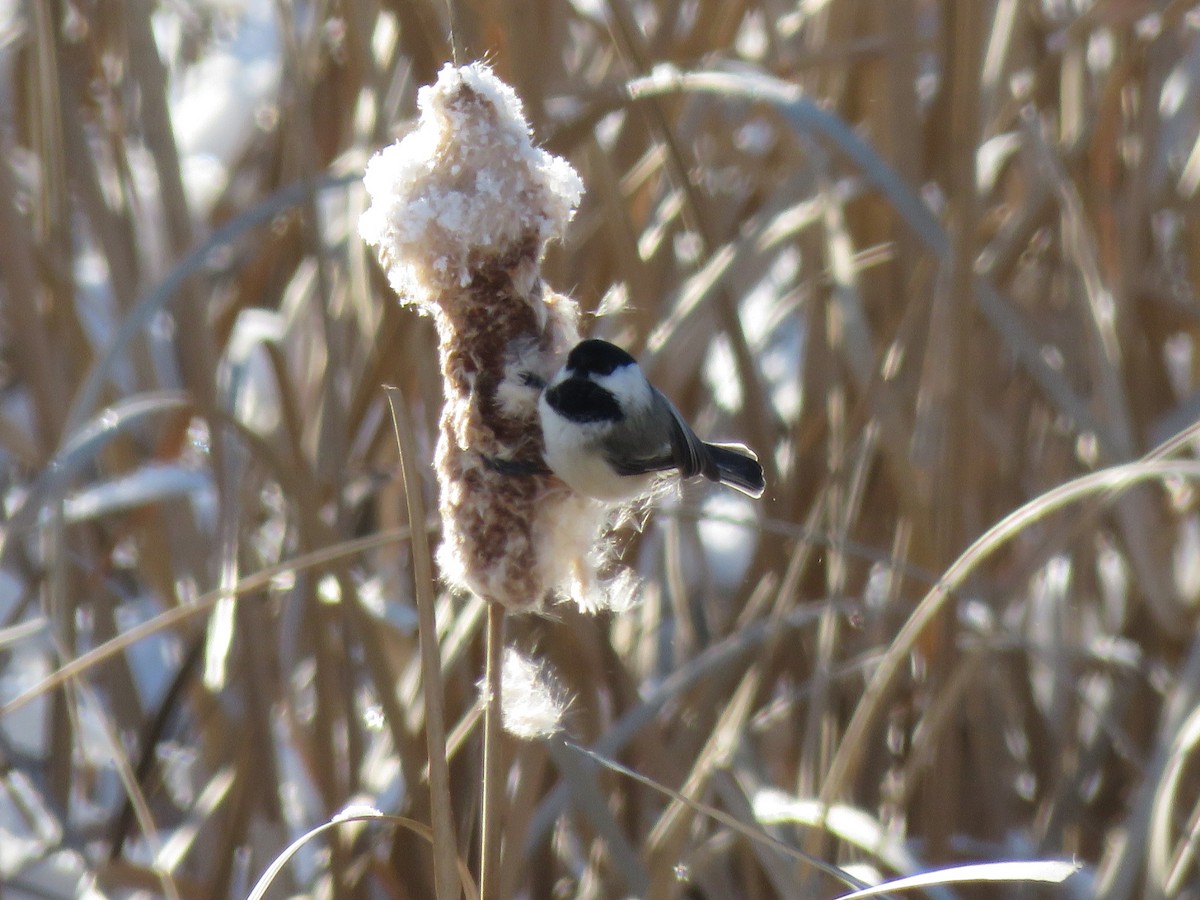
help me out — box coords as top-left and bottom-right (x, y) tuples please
(1, 0), (1200, 897)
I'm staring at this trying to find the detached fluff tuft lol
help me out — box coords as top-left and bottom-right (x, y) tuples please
(487, 647), (570, 740)
(360, 62), (609, 610)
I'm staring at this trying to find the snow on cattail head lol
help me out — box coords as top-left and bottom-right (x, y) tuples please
(360, 62), (584, 308)
(361, 62), (608, 611)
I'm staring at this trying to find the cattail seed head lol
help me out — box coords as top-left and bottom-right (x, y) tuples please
(361, 63), (609, 610)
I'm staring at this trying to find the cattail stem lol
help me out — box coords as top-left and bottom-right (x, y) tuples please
(385, 387), (461, 900)
(480, 602), (507, 898)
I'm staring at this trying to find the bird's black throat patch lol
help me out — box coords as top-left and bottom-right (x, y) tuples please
(545, 378), (623, 423)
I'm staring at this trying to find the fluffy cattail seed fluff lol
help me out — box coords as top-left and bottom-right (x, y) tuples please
(487, 647), (570, 740)
(360, 62), (609, 611)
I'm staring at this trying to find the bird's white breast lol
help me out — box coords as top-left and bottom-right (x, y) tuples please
(538, 395), (652, 501)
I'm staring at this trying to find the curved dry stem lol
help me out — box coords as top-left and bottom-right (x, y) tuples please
(822, 458), (1200, 804)
(0, 529), (419, 718)
(246, 812), (479, 900)
(564, 738), (866, 892)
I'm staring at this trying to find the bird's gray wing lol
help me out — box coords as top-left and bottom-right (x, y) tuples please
(611, 390), (716, 480)
(603, 390), (705, 477)
(664, 395), (717, 480)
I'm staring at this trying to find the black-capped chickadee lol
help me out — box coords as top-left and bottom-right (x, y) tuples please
(538, 339), (765, 502)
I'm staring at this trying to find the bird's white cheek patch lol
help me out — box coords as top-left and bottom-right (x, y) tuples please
(594, 364), (654, 412)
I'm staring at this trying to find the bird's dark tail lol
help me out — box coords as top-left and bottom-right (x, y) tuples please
(704, 442), (765, 498)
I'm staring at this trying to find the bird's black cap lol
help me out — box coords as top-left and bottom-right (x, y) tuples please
(565, 339), (637, 377)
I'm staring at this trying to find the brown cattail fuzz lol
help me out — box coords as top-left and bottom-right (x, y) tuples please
(361, 63), (609, 610)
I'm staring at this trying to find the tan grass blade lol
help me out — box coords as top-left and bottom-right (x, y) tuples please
(385, 386), (461, 900)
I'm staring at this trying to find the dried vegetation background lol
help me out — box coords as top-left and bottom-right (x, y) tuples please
(2, 0), (1200, 897)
